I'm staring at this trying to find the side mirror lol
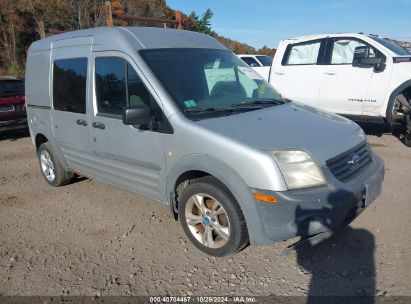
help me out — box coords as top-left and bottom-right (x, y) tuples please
(353, 46), (369, 61)
(353, 45), (385, 71)
(123, 104), (152, 126)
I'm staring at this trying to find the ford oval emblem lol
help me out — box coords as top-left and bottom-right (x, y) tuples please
(347, 154), (360, 169)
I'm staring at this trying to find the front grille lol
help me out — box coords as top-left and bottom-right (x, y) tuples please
(326, 141), (372, 183)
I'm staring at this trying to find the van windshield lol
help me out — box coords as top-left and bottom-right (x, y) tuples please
(140, 48), (284, 118)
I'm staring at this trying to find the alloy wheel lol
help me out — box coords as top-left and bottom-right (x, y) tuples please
(40, 150), (56, 182)
(185, 193), (231, 248)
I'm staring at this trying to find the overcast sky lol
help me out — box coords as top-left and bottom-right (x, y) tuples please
(167, 0), (411, 48)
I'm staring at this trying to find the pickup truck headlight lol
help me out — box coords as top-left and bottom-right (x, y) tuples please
(268, 150), (326, 190)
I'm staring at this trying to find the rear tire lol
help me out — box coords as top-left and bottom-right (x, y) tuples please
(37, 142), (73, 187)
(178, 176), (249, 257)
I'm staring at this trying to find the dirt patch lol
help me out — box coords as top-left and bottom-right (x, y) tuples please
(0, 132), (410, 297)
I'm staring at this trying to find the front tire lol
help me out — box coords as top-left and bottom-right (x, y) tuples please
(178, 176), (248, 257)
(388, 94), (411, 147)
(37, 142), (73, 187)
(387, 94), (407, 133)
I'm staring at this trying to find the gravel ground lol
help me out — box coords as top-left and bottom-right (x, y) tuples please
(0, 129), (410, 297)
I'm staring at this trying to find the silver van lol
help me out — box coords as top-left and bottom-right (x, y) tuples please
(26, 27), (384, 256)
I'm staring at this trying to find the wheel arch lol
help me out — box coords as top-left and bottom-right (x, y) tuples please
(386, 79), (411, 127)
(35, 133), (49, 150)
(166, 154), (269, 245)
(32, 130), (69, 171)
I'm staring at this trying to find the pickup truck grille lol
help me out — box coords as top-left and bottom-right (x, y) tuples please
(326, 141), (372, 183)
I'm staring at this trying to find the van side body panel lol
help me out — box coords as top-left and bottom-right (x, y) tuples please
(25, 50), (52, 108)
(27, 107), (69, 170)
(26, 47), (71, 169)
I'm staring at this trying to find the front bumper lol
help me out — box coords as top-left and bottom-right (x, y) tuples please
(253, 153), (384, 243)
(0, 117), (28, 132)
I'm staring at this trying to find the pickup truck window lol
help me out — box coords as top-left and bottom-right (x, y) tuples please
(327, 38), (380, 65)
(53, 58), (87, 114)
(370, 36), (410, 55)
(330, 39), (376, 64)
(95, 57), (152, 116)
(141, 48), (284, 118)
(283, 40), (321, 65)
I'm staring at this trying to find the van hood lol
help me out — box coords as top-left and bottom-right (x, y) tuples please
(195, 102), (366, 166)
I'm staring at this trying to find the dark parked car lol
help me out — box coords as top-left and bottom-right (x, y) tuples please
(0, 76), (27, 132)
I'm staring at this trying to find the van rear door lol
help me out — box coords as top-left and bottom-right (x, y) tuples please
(51, 45), (92, 173)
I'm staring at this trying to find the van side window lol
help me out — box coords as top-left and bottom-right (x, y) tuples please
(330, 39), (376, 64)
(95, 57), (151, 116)
(283, 41), (321, 65)
(95, 57), (127, 115)
(127, 64), (150, 107)
(53, 58), (87, 114)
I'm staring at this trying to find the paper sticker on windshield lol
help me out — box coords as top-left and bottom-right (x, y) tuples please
(238, 66), (264, 80)
(184, 99), (197, 108)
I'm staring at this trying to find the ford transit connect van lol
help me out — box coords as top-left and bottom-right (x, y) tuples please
(26, 27), (384, 256)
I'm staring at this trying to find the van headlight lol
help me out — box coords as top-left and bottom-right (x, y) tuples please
(268, 150), (326, 190)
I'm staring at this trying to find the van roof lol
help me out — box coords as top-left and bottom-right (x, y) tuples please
(29, 27), (227, 53)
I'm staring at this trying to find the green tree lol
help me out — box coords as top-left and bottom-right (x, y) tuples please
(189, 8), (213, 35)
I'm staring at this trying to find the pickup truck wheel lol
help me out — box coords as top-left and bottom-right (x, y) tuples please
(390, 94), (411, 146)
(178, 176), (248, 257)
(388, 95), (400, 132)
(389, 94), (409, 132)
(37, 142), (73, 187)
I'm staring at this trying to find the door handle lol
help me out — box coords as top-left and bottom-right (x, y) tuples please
(275, 71), (286, 75)
(76, 119), (88, 126)
(324, 71), (337, 75)
(92, 122), (105, 130)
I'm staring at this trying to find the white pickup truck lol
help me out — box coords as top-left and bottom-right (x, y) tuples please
(253, 33), (411, 146)
(237, 54), (272, 82)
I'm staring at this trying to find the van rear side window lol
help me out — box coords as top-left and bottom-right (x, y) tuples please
(53, 58), (87, 114)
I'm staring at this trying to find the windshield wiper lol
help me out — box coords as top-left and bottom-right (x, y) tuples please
(184, 101), (284, 115)
(185, 107), (234, 113)
(231, 99), (285, 108)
